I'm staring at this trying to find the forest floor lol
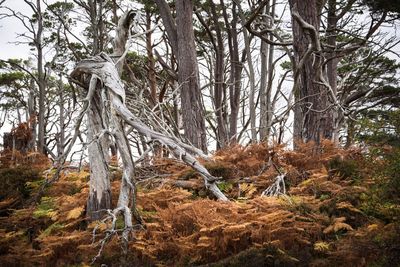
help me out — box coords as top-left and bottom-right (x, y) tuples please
(0, 141), (399, 266)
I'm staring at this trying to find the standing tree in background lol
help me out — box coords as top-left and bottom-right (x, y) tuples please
(289, 0), (334, 145)
(154, 0), (208, 152)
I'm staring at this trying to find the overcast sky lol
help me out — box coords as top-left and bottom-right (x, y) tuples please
(0, 1), (33, 60)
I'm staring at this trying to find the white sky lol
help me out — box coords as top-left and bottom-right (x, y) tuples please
(0, 1), (33, 60)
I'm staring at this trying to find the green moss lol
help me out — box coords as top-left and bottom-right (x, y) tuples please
(115, 217), (125, 230)
(319, 194), (331, 201)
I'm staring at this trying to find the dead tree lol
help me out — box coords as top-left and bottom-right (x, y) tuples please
(71, 53), (228, 203)
(69, 52), (228, 256)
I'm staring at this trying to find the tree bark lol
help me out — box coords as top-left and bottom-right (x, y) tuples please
(209, 1), (228, 149)
(289, 0), (334, 145)
(36, 0), (46, 154)
(176, 0), (208, 152)
(154, 0), (208, 152)
(86, 8), (136, 221)
(234, 0), (257, 142)
(327, 0), (340, 144)
(86, 77), (112, 220)
(259, 1), (275, 142)
(146, 10), (158, 106)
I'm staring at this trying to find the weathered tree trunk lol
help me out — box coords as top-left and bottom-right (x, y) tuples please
(86, 77), (112, 220)
(289, 0), (334, 145)
(86, 9), (136, 221)
(70, 54), (228, 201)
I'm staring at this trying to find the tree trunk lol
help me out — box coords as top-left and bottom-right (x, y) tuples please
(210, 1), (228, 149)
(289, 0), (334, 145)
(221, 1), (242, 144)
(57, 75), (65, 157)
(146, 10), (158, 106)
(327, 0), (340, 144)
(86, 8), (137, 221)
(36, 0), (46, 154)
(260, 0), (276, 142)
(234, 0), (257, 142)
(27, 78), (36, 151)
(176, 0), (208, 152)
(86, 78), (112, 220)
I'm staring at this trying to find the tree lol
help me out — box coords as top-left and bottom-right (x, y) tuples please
(154, 0), (208, 152)
(289, 0), (335, 145)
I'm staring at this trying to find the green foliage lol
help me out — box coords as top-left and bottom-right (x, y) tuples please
(359, 148), (400, 222)
(280, 61), (292, 70)
(216, 181), (233, 193)
(39, 223), (64, 238)
(33, 197), (57, 219)
(123, 51), (149, 81)
(363, 0), (400, 15)
(353, 109), (400, 147)
(0, 72), (26, 87)
(328, 157), (361, 181)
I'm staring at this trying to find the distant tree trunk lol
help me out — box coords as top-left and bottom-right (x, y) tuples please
(27, 78), (36, 151)
(176, 0), (208, 152)
(259, 1), (276, 142)
(258, 0), (276, 143)
(57, 75), (65, 157)
(154, 0), (207, 152)
(289, 0), (334, 145)
(234, 0), (257, 142)
(36, 0), (46, 154)
(221, 2), (243, 144)
(327, 0), (340, 144)
(146, 9), (158, 106)
(210, 1), (228, 149)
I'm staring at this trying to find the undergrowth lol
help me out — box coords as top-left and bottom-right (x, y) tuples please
(0, 141), (399, 266)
